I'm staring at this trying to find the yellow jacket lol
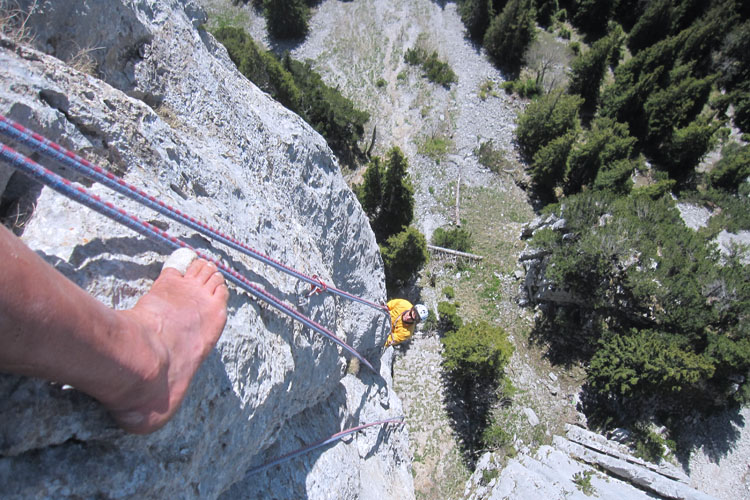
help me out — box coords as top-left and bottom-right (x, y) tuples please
(386, 299), (415, 346)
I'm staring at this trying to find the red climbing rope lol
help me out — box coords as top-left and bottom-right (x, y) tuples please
(0, 141), (375, 372)
(0, 114), (391, 317)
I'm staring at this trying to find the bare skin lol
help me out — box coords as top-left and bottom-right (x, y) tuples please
(0, 224), (229, 434)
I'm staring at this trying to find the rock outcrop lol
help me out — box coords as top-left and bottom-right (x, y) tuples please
(0, 1), (413, 498)
(464, 425), (717, 500)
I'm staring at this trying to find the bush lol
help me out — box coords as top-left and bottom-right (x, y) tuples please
(380, 227), (428, 289)
(442, 286), (455, 299)
(437, 300), (463, 333)
(404, 47), (457, 88)
(442, 321), (513, 383)
(708, 142), (750, 192)
(482, 424), (512, 451)
(432, 226), (473, 252)
(501, 78), (542, 98)
(418, 135), (452, 163)
(475, 140), (510, 173)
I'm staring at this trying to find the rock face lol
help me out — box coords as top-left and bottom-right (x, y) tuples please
(0, 1), (413, 498)
(464, 425), (717, 500)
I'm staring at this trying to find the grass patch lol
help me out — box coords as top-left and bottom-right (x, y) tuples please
(418, 135), (452, 163)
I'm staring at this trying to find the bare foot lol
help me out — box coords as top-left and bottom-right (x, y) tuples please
(103, 258), (229, 434)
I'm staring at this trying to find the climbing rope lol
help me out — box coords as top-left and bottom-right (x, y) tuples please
(0, 114), (391, 317)
(245, 417), (404, 476)
(0, 141), (375, 372)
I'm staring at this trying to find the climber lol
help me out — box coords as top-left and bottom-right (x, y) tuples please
(384, 298), (429, 347)
(0, 224), (229, 435)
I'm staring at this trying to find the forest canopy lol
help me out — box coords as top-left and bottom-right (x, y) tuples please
(456, 0), (750, 432)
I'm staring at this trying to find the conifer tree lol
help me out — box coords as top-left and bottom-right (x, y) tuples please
(264, 0), (310, 40)
(483, 0), (536, 73)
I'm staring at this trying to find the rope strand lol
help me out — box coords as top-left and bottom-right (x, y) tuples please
(246, 417), (404, 476)
(0, 142), (374, 372)
(0, 114), (390, 316)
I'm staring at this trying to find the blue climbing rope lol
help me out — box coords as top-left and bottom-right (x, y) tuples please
(0, 141), (375, 372)
(0, 114), (391, 317)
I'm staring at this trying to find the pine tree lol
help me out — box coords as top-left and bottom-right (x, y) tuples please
(374, 147), (415, 242)
(483, 0), (536, 73)
(567, 33), (618, 114)
(264, 0), (310, 40)
(355, 147), (415, 243)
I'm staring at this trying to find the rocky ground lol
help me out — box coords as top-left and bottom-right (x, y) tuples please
(197, 1), (749, 499)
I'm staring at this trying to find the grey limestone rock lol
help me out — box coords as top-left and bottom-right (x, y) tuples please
(0, 1), (413, 498)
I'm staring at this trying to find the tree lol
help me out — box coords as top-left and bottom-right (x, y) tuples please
(355, 147), (416, 242)
(374, 147), (415, 242)
(642, 63), (714, 151)
(264, 0), (310, 40)
(715, 19), (750, 132)
(356, 157), (383, 218)
(459, 0), (497, 41)
(516, 91), (583, 162)
(572, 0), (615, 39)
(530, 130), (577, 200)
(212, 27), (302, 112)
(380, 227), (428, 289)
(627, 0), (672, 53)
(567, 33), (618, 114)
(564, 117), (636, 194)
(483, 0), (537, 74)
(656, 116), (719, 181)
(589, 330), (715, 399)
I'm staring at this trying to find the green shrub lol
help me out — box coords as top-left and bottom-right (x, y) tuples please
(442, 286), (455, 299)
(501, 78), (542, 98)
(442, 321), (513, 383)
(381, 227), (428, 289)
(572, 471), (595, 496)
(709, 142), (750, 192)
(376, 77), (387, 88)
(437, 300), (463, 333)
(404, 47), (457, 88)
(481, 424), (512, 451)
(479, 80), (498, 100)
(631, 424), (668, 464)
(475, 140), (510, 173)
(432, 226), (473, 252)
(480, 468), (500, 485)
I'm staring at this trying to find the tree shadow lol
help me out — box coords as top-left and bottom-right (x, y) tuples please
(441, 370), (499, 468)
(674, 407), (745, 473)
(527, 303), (601, 369)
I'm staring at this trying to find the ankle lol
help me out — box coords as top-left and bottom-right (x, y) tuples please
(93, 308), (168, 413)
